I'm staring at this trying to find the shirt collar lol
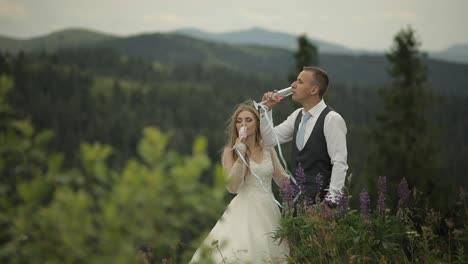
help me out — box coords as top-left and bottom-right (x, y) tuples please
(302, 99), (327, 117)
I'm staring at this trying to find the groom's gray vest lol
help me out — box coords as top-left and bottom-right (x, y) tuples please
(291, 106), (333, 203)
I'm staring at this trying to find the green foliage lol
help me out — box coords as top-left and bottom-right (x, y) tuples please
(0, 75), (13, 112)
(0, 75), (58, 204)
(0, 76), (227, 263)
(0, 50), (295, 171)
(275, 183), (467, 263)
(1, 125), (226, 263)
(368, 27), (444, 209)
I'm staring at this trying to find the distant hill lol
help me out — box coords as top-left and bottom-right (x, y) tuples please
(2, 27), (468, 65)
(93, 32), (468, 95)
(174, 27), (468, 65)
(94, 32), (293, 78)
(0, 36), (18, 52)
(430, 43), (468, 64)
(174, 27), (361, 54)
(1, 28), (467, 95)
(0, 28), (115, 53)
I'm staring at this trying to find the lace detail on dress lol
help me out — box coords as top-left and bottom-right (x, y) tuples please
(237, 149), (274, 194)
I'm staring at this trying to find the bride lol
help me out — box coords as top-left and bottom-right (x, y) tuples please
(190, 102), (290, 263)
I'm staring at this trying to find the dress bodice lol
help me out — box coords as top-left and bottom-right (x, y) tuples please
(237, 149), (274, 194)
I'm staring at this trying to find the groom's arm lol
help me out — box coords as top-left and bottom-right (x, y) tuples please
(324, 112), (349, 203)
(269, 147), (291, 187)
(259, 108), (299, 147)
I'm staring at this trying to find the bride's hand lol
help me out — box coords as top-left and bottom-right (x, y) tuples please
(235, 137), (245, 144)
(233, 137), (247, 156)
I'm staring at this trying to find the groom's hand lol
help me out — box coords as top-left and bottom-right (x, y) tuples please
(262, 90), (281, 109)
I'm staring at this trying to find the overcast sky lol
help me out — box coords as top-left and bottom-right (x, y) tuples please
(1, 0), (466, 51)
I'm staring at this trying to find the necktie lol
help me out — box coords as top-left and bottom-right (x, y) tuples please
(296, 112), (312, 150)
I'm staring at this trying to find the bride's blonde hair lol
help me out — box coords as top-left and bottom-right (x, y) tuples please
(224, 101), (262, 161)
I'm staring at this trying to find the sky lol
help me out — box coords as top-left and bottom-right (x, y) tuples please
(1, 0), (467, 52)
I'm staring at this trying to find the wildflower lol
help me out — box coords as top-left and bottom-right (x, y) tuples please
(398, 178), (410, 208)
(376, 176), (387, 217)
(305, 194), (315, 207)
(359, 190), (371, 222)
(293, 164), (309, 206)
(279, 179), (297, 205)
(377, 176), (387, 194)
(295, 164), (306, 188)
(335, 190), (348, 218)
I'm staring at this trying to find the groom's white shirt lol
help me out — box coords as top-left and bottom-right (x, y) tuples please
(260, 99), (348, 202)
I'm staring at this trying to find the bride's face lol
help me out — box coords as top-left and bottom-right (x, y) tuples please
(236, 110), (257, 138)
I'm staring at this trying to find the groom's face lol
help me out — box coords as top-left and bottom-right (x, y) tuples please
(291, 71), (318, 103)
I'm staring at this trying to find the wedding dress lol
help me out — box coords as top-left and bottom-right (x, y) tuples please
(190, 148), (289, 264)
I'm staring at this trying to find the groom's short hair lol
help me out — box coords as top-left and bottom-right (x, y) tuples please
(303, 66), (329, 97)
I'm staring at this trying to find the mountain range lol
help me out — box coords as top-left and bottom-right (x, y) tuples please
(0, 28), (114, 53)
(0, 27), (467, 95)
(1, 27), (468, 64)
(174, 27), (468, 65)
(173, 27), (362, 54)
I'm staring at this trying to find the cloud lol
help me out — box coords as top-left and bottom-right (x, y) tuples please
(348, 10), (418, 25)
(383, 11), (419, 22)
(396, 11), (418, 21)
(0, 0), (28, 19)
(142, 14), (155, 22)
(157, 13), (186, 26)
(234, 8), (284, 25)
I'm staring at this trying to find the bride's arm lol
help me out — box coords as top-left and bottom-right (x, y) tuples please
(269, 147), (290, 187)
(222, 147), (247, 193)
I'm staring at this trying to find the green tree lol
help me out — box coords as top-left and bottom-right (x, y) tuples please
(288, 34), (319, 83)
(1, 128), (227, 263)
(0, 75), (62, 263)
(0, 74), (227, 263)
(369, 27), (442, 208)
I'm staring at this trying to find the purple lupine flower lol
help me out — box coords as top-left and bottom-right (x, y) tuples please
(304, 195), (314, 206)
(279, 179), (297, 204)
(398, 177), (410, 208)
(292, 164), (307, 206)
(376, 176), (387, 217)
(359, 190), (371, 222)
(377, 193), (385, 217)
(295, 164), (306, 188)
(377, 176), (387, 194)
(335, 190), (348, 218)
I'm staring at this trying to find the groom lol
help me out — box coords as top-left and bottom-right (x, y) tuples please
(259, 66), (348, 206)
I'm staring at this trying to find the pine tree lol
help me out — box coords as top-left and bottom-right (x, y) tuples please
(288, 34), (319, 83)
(370, 27), (441, 207)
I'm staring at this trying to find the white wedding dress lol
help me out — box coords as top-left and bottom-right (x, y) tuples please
(190, 148), (289, 264)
